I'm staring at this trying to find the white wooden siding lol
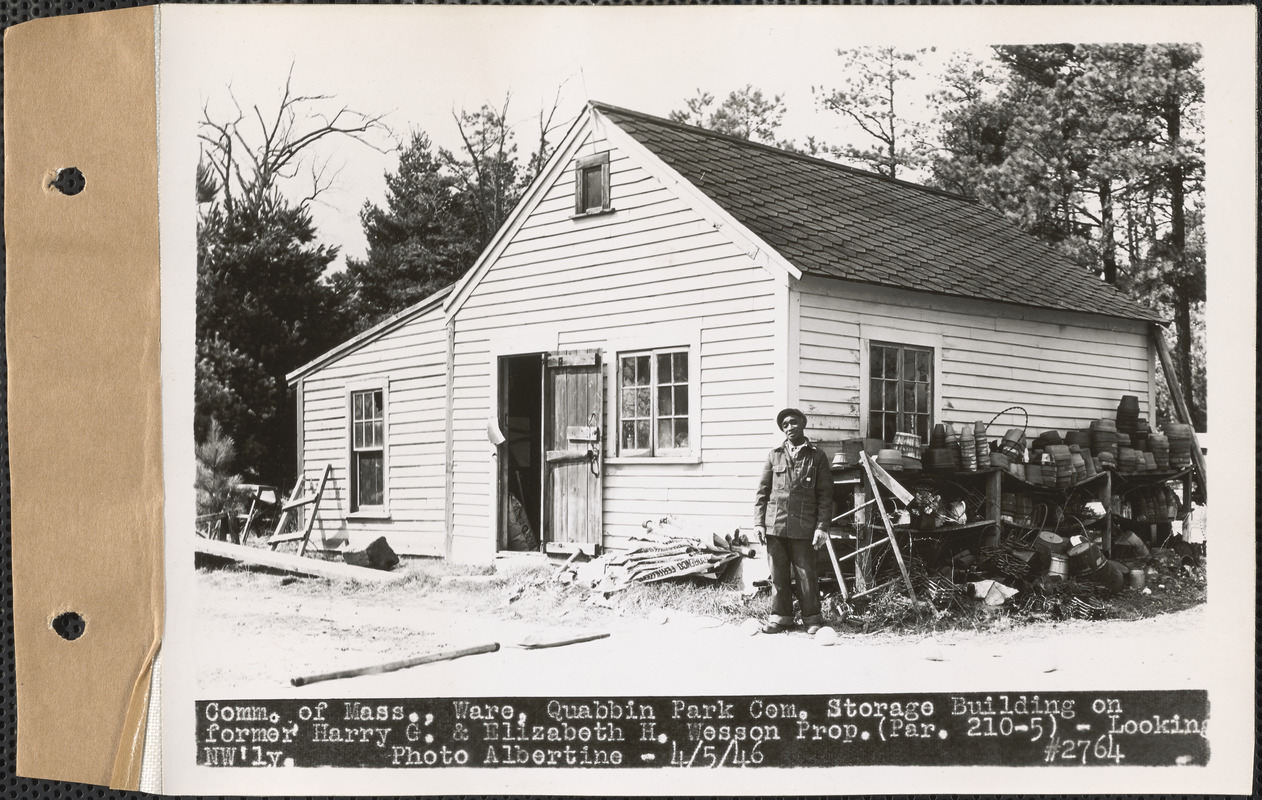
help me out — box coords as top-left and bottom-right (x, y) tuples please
(446, 122), (1154, 563)
(794, 277), (1154, 449)
(449, 129), (782, 561)
(298, 306), (449, 556)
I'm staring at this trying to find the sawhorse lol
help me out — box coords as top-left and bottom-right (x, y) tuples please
(266, 464), (332, 557)
(821, 452), (920, 610)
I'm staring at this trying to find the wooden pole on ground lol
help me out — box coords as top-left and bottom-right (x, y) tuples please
(291, 642), (501, 687)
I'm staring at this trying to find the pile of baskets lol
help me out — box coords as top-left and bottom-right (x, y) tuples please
(834, 397), (1197, 480)
(914, 397), (1194, 479)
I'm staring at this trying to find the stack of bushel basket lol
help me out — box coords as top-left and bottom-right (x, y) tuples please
(842, 396), (1192, 503)
(957, 422), (978, 471)
(1148, 432), (1171, 469)
(1090, 419), (1118, 471)
(1164, 422), (1195, 469)
(923, 424), (958, 470)
(927, 395), (1192, 480)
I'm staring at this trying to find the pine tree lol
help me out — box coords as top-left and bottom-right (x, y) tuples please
(815, 46), (934, 179)
(338, 96), (564, 331)
(670, 85), (791, 147)
(196, 194), (348, 482)
(443, 99), (525, 246)
(336, 132), (482, 331)
(928, 44), (1206, 428)
(195, 419), (244, 538)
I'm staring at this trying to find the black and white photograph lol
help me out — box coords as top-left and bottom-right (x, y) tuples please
(148, 5), (1253, 795)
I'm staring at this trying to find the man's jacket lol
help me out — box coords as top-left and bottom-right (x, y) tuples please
(754, 440), (834, 539)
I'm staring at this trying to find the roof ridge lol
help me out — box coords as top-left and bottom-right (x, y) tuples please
(588, 100), (976, 204)
(286, 284), (454, 383)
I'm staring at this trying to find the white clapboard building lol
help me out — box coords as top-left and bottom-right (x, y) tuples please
(287, 102), (1163, 562)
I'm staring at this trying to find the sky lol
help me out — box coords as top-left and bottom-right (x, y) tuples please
(165, 4), (1250, 279)
(174, 6), (984, 268)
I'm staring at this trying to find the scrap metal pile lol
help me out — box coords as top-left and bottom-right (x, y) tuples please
(848, 486), (1206, 626)
(824, 394), (1206, 626)
(562, 517), (754, 592)
(841, 522), (1205, 630)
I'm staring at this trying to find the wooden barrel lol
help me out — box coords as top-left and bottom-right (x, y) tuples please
(1067, 542), (1106, 576)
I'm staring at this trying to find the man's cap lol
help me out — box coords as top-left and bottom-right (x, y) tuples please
(776, 408), (807, 429)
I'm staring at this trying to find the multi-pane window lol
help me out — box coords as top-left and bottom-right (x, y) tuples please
(869, 342), (933, 444)
(574, 152), (611, 214)
(618, 349), (689, 456)
(350, 388), (384, 510)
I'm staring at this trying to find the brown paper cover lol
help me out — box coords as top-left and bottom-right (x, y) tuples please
(5, 6), (162, 789)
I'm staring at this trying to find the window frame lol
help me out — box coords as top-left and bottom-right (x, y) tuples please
(346, 380), (389, 518)
(857, 326), (943, 445)
(573, 152), (612, 216)
(613, 346), (694, 459)
(868, 341), (934, 444)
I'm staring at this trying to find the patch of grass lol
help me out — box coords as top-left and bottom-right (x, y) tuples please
(1102, 571), (1205, 620)
(614, 578), (768, 625)
(833, 563), (1207, 638)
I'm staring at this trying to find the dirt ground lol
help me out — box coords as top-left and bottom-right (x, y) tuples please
(193, 558), (1211, 699)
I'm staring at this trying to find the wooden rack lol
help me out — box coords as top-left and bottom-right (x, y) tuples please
(833, 461), (1194, 561)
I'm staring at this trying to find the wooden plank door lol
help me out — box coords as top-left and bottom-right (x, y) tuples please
(543, 350), (603, 550)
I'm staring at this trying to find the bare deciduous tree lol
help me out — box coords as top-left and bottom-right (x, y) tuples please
(198, 66), (393, 213)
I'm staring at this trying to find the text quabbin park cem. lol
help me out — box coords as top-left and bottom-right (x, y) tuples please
(197, 691), (1208, 769)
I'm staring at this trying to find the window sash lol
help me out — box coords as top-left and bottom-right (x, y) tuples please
(580, 166), (605, 212)
(354, 452), (384, 508)
(619, 354), (652, 454)
(618, 348), (689, 457)
(574, 152), (610, 214)
(869, 342), (933, 443)
(350, 388), (385, 509)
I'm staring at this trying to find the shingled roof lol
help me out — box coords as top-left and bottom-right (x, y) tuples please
(594, 103), (1162, 323)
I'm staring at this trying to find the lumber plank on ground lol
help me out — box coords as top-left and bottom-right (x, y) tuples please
(195, 538), (406, 583)
(292, 642), (500, 687)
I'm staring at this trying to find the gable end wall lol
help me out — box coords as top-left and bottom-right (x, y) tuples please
(448, 127), (784, 562)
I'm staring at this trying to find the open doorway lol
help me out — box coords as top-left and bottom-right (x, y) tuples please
(498, 354), (543, 551)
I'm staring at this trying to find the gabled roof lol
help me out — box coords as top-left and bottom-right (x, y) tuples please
(444, 109), (606, 321)
(286, 285), (452, 385)
(593, 103), (1163, 323)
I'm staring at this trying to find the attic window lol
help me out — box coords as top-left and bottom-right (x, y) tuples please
(574, 152), (611, 215)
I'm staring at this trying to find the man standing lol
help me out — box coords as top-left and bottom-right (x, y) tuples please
(754, 408), (833, 635)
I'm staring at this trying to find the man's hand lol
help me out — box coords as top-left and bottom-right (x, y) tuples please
(755, 525), (766, 545)
(812, 529), (828, 550)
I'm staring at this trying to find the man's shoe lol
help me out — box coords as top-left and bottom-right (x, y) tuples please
(760, 622), (788, 634)
(805, 624), (823, 635)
